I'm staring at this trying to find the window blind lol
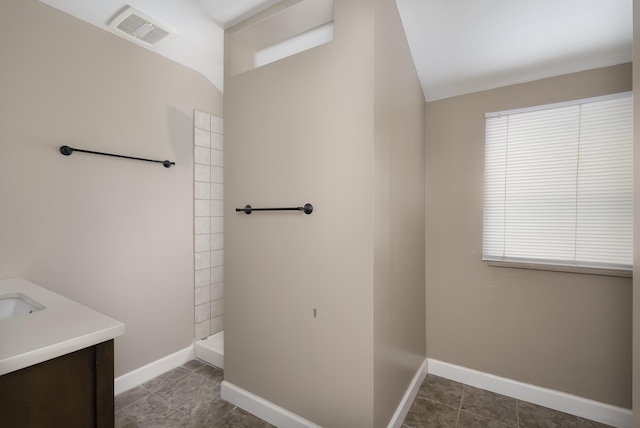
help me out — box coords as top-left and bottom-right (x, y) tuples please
(482, 92), (633, 272)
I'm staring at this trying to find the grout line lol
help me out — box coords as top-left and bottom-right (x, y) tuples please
(117, 362), (230, 428)
(417, 395), (459, 410)
(114, 387), (152, 413)
(157, 392), (203, 427)
(217, 406), (239, 424)
(146, 368), (191, 393)
(171, 405), (194, 420)
(455, 387), (465, 427)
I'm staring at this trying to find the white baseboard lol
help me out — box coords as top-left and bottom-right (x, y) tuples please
(387, 358), (428, 428)
(221, 358), (428, 428)
(427, 359), (632, 428)
(221, 381), (321, 428)
(116, 350), (630, 428)
(114, 345), (194, 395)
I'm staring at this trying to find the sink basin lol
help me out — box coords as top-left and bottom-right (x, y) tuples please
(0, 292), (45, 320)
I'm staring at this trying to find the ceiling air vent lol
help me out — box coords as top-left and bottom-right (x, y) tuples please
(108, 7), (176, 48)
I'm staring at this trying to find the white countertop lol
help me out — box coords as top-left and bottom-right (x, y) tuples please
(0, 277), (124, 376)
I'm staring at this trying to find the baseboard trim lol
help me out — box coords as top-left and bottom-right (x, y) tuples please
(116, 351), (630, 427)
(221, 381), (321, 428)
(387, 358), (428, 428)
(427, 359), (632, 428)
(114, 345), (194, 395)
(221, 358), (428, 428)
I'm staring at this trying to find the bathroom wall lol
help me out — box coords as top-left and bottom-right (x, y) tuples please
(194, 111), (224, 339)
(224, 0), (425, 426)
(372, 0), (426, 424)
(0, 0), (222, 376)
(633, 0), (640, 422)
(424, 63), (632, 408)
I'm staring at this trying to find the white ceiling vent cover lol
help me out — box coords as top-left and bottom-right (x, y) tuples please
(108, 7), (176, 48)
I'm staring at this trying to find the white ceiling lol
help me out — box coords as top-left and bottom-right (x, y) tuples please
(397, 0), (632, 101)
(38, 0), (632, 101)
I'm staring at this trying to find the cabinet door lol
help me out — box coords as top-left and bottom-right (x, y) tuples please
(0, 340), (114, 428)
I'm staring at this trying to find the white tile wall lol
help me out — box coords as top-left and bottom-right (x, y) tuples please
(195, 128), (211, 147)
(211, 217), (223, 234)
(195, 110), (212, 131)
(195, 286), (210, 306)
(194, 217), (210, 235)
(194, 110), (224, 340)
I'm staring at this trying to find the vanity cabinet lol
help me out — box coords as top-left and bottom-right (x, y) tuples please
(0, 340), (114, 428)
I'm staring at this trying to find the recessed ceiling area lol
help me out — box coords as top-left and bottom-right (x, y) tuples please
(227, 0), (334, 76)
(38, 0), (632, 100)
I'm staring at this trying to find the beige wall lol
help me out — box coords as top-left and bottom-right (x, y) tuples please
(225, 1), (375, 425)
(425, 63), (632, 408)
(633, 0), (639, 423)
(0, 0), (222, 376)
(224, 0), (425, 426)
(372, 0), (426, 426)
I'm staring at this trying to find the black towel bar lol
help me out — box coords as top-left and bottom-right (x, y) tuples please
(236, 204), (313, 215)
(60, 146), (175, 168)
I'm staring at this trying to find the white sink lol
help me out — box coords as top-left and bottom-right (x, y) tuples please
(0, 292), (45, 320)
(0, 278), (124, 376)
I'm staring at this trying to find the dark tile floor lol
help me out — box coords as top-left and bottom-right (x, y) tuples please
(115, 359), (273, 427)
(115, 360), (614, 428)
(403, 374), (613, 428)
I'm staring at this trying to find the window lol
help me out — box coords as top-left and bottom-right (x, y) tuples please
(482, 92), (633, 275)
(227, 0), (334, 77)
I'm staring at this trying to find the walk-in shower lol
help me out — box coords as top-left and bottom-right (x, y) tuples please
(193, 110), (224, 369)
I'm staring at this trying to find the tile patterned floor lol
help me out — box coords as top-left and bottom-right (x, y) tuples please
(115, 359), (273, 427)
(115, 360), (614, 427)
(403, 374), (614, 428)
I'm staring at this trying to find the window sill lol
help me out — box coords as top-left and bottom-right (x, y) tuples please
(486, 260), (632, 278)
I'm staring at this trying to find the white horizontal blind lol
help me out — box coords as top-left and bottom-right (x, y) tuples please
(482, 93), (633, 271)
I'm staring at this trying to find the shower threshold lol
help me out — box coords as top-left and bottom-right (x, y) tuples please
(195, 331), (224, 369)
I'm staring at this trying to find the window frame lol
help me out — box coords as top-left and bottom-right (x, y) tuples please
(482, 92), (633, 277)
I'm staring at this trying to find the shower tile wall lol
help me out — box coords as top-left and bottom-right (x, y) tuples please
(194, 110), (223, 340)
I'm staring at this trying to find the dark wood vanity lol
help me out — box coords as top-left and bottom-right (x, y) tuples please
(0, 340), (114, 428)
